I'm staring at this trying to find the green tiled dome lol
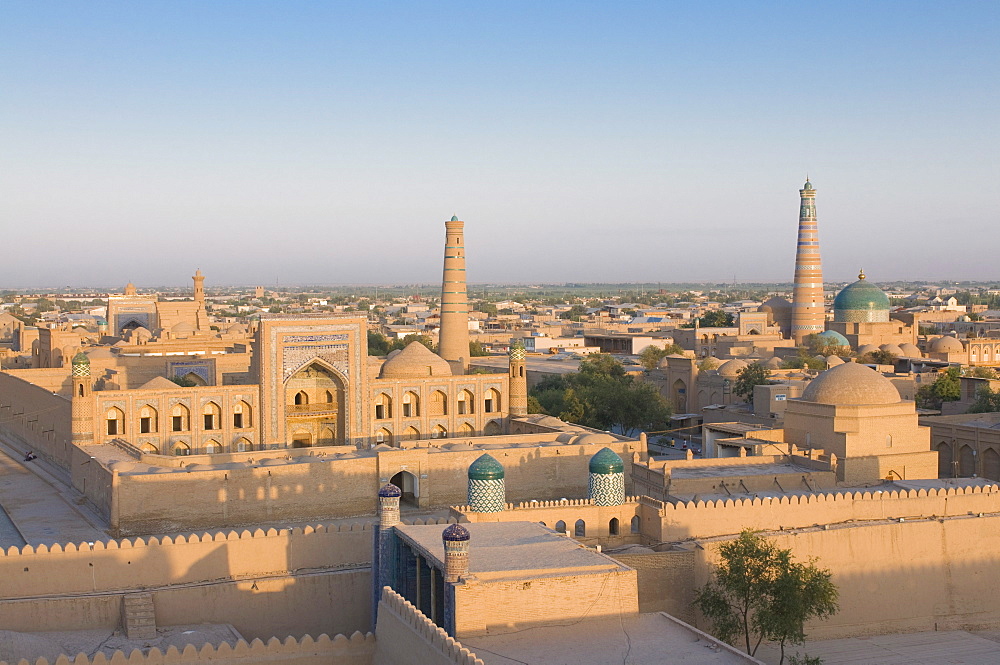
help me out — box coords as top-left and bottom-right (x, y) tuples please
(71, 351), (90, 366)
(833, 272), (889, 314)
(589, 447), (624, 475)
(468, 454), (504, 480)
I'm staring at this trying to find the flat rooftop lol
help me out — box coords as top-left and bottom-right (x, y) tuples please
(668, 462), (823, 480)
(395, 521), (628, 583)
(756, 629), (1000, 665)
(920, 412), (1000, 429)
(466, 612), (763, 664)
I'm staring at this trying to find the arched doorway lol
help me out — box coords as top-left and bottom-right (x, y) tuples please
(389, 471), (419, 507)
(672, 379), (687, 413)
(959, 445), (976, 477)
(984, 448), (1000, 481)
(937, 442), (953, 478)
(285, 361), (345, 447)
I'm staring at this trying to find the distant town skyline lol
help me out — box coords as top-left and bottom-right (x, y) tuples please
(2, 1), (997, 287)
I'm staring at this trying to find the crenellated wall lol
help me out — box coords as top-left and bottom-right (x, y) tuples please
(0, 632), (375, 665)
(372, 588), (483, 665)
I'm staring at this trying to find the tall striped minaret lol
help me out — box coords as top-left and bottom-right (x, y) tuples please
(791, 179), (825, 344)
(438, 215), (470, 373)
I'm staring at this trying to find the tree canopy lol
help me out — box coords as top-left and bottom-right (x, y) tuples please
(637, 343), (685, 370)
(733, 363), (772, 400)
(915, 366), (961, 409)
(695, 530), (838, 664)
(530, 354), (671, 437)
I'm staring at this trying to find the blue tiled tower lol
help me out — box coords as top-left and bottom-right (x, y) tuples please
(372, 482), (401, 625)
(588, 447), (625, 506)
(442, 523), (470, 636)
(467, 454), (505, 512)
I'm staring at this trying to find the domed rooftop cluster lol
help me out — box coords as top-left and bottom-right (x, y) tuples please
(379, 341), (453, 379)
(589, 447), (624, 475)
(468, 454), (504, 480)
(442, 523), (470, 542)
(930, 336), (964, 354)
(833, 272), (891, 323)
(800, 362), (901, 406)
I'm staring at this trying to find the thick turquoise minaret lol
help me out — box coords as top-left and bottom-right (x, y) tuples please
(588, 447), (625, 506)
(467, 454), (505, 512)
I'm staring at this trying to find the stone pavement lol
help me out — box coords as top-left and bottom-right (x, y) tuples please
(0, 443), (107, 548)
(756, 630), (1000, 665)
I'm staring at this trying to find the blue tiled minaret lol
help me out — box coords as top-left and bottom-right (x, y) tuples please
(588, 447), (625, 506)
(467, 454), (505, 512)
(371, 482), (401, 625)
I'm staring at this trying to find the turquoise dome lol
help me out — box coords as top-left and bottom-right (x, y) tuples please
(451, 215), (459, 221)
(816, 330), (850, 348)
(589, 447), (624, 475)
(802, 179), (814, 191)
(468, 454), (504, 480)
(833, 272), (890, 319)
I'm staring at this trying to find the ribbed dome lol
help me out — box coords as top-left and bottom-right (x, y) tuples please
(468, 454), (504, 480)
(378, 482), (402, 498)
(717, 359), (748, 378)
(833, 274), (890, 322)
(930, 336), (964, 353)
(816, 330), (850, 348)
(379, 341), (453, 379)
(589, 447), (624, 474)
(800, 363), (901, 405)
(442, 523), (470, 541)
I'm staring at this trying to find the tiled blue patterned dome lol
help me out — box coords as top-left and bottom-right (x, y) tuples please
(816, 330), (850, 348)
(833, 272), (890, 321)
(589, 447), (624, 475)
(468, 454), (504, 480)
(378, 483), (402, 498)
(442, 523), (471, 542)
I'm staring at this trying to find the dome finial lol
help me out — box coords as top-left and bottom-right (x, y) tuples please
(858, 268), (865, 280)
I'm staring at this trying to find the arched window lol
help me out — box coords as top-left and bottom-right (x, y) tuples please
(609, 517), (620, 536)
(430, 390), (447, 416)
(325, 390), (334, 403)
(403, 426), (419, 441)
(139, 443), (158, 454)
(574, 519), (586, 537)
(171, 404), (190, 432)
(233, 401), (251, 428)
(318, 427), (335, 444)
(555, 520), (567, 534)
(431, 424), (447, 439)
(375, 393), (392, 420)
(106, 407), (124, 436)
(294, 391), (309, 406)
(886, 435), (893, 448)
(236, 438), (252, 453)
(376, 428), (392, 445)
(402, 391), (419, 417)
(172, 442), (191, 456)
(203, 402), (221, 430)
(459, 422), (475, 436)
(484, 420), (502, 436)
(139, 406), (157, 434)
(630, 516), (641, 534)
(484, 388), (501, 413)
(457, 390), (474, 415)
(205, 440), (221, 454)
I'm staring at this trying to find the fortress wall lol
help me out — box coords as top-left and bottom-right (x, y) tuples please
(0, 524), (372, 599)
(454, 498), (644, 544)
(658, 484), (1000, 541)
(453, 569), (638, 638)
(108, 441), (638, 534)
(0, 632), (375, 665)
(693, 515), (1000, 639)
(0, 371), (73, 466)
(373, 588), (483, 665)
(612, 549), (697, 621)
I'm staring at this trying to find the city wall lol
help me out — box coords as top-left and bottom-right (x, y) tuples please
(373, 588), (484, 665)
(0, 524), (374, 640)
(0, 370), (73, 467)
(1, 633), (376, 665)
(106, 441), (638, 535)
(611, 548), (697, 621)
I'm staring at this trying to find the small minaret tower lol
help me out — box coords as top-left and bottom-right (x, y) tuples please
(791, 178), (825, 344)
(508, 340), (528, 419)
(588, 447), (625, 506)
(371, 482), (402, 626)
(441, 523), (471, 637)
(438, 215), (470, 374)
(193, 269), (205, 303)
(124, 282), (137, 296)
(70, 351), (94, 447)
(467, 454), (505, 513)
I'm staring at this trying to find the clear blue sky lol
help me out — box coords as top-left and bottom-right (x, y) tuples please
(2, 1), (998, 287)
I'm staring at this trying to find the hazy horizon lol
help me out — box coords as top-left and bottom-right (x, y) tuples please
(3, 2), (998, 287)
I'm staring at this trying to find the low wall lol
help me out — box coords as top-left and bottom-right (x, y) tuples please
(612, 548), (697, 621)
(1, 633), (375, 665)
(373, 588), (483, 665)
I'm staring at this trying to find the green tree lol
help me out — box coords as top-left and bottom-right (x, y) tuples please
(559, 304), (587, 321)
(857, 350), (897, 365)
(700, 310), (735, 327)
(469, 340), (490, 357)
(733, 363), (772, 400)
(781, 350), (825, 370)
(969, 386), (1000, 413)
(367, 330), (392, 356)
(638, 343), (685, 371)
(915, 367), (961, 409)
(695, 531), (838, 664)
(169, 375), (198, 387)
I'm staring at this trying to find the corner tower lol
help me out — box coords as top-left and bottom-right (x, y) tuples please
(438, 215), (470, 374)
(791, 179), (825, 343)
